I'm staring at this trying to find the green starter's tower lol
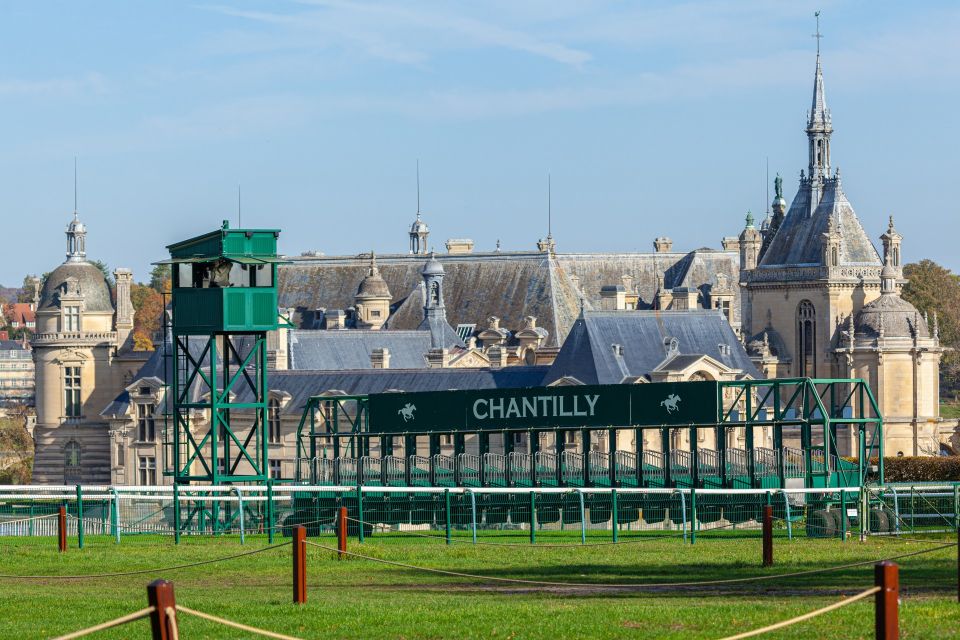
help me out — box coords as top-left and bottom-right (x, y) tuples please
(160, 221), (282, 484)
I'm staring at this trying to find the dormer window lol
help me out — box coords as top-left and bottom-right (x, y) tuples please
(63, 306), (80, 332)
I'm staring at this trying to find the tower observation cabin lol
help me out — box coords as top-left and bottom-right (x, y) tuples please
(157, 221), (285, 485)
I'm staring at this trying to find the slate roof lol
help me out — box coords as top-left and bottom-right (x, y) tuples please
(101, 339), (208, 418)
(279, 249), (741, 347)
(0, 339), (29, 352)
(758, 178), (881, 268)
(249, 367), (551, 416)
(288, 329), (433, 370)
(38, 261), (114, 313)
(544, 310), (761, 386)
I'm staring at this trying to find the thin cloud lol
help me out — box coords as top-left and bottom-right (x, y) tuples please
(199, 1), (591, 66)
(0, 72), (107, 97)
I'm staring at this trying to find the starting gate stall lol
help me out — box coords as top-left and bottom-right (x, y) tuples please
(290, 379), (882, 537)
(295, 378), (882, 490)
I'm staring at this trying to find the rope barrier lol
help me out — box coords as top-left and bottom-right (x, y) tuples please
(49, 606), (154, 640)
(304, 539), (955, 589)
(717, 586), (881, 640)
(177, 605), (304, 640)
(0, 541), (291, 579)
(343, 515), (693, 547)
(166, 606), (180, 640)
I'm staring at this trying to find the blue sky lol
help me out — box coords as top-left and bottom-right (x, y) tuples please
(1, 1), (958, 285)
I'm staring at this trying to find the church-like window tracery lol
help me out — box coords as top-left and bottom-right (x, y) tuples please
(797, 300), (816, 377)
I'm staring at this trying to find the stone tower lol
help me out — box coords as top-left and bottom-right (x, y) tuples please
(740, 43), (944, 455)
(409, 213), (429, 255)
(417, 253), (462, 349)
(31, 211), (146, 483)
(354, 252), (392, 330)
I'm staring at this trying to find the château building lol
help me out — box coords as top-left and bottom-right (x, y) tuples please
(30, 212), (149, 483)
(739, 46), (945, 456)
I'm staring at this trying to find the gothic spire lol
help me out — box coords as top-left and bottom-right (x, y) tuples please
(806, 13), (832, 181)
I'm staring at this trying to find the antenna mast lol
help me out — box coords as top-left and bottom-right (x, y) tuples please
(765, 157), (770, 216)
(548, 174), (552, 238)
(238, 184), (242, 227)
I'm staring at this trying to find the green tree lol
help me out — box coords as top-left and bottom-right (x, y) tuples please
(149, 264), (171, 293)
(902, 259), (960, 398)
(16, 274), (39, 303)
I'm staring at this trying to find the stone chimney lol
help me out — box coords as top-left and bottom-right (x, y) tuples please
(599, 285), (626, 311)
(30, 277), (41, 312)
(324, 309), (346, 330)
(445, 238), (474, 254)
(113, 268), (134, 345)
(653, 237), (673, 253)
(426, 348), (450, 368)
(487, 345), (508, 368)
(371, 347), (390, 369)
(671, 287), (699, 311)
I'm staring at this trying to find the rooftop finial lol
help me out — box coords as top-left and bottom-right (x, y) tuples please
(73, 156), (78, 215)
(813, 10), (823, 56)
(416, 158), (421, 215)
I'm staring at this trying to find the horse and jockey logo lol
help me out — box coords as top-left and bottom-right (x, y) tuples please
(397, 403), (417, 422)
(660, 394), (681, 414)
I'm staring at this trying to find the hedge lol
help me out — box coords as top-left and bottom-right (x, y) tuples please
(873, 456), (960, 482)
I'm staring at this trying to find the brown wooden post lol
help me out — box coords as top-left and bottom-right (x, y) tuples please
(337, 506), (348, 559)
(875, 561), (899, 640)
(57, 505), (67, 552)
(146, 579), (177, 640)
(292, 525), (307, 604)
(762, 504), (773, 567)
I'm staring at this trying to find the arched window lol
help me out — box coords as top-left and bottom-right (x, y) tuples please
(268, 398), (281, 444)
(797, 300), (816, 377)
(64, 440), (82, 483)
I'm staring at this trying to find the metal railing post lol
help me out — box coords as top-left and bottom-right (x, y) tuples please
(578, 490), (586, 545)
(840, 490), (847, 541)
(444, 489), (452, 545)
(172, 482), (181, 545)
(875, 561), (899, 640)
(75, 485), (84, 549)
(110, 487), (121, 544)
(689, 487), (696, 545)
(782, 491), (792, 541)
(356, 485), (364, 543)
(529, 491), (537, 545)
(679, 490), (687, 544)
(266, 481), (275, 544)
(231, 487), (245, 545)
(612, 489), (619, 543)
(468, 490), (477, 544)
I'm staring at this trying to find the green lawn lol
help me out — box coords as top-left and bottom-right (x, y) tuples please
(941, 403), (960, 419)
(0, 532), (957, 639)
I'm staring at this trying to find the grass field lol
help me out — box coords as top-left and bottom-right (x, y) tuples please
(0, 531), (957, 639)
